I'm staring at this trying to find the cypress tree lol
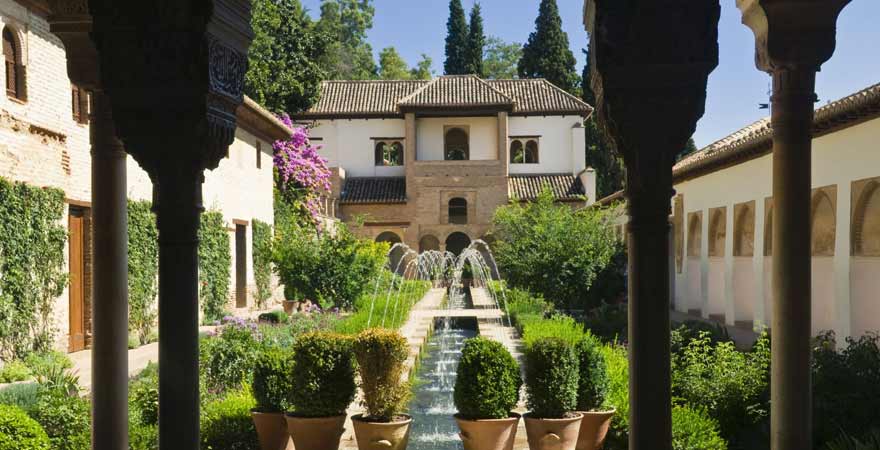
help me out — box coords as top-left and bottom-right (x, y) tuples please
(581, 48), (624, 198)
(444, 0), (469, 75)
(518, 0), (578, 93)
(464, 3), (485, 76)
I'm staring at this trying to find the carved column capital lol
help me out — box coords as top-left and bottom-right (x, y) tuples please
(737, 0), (851, 73)
(46, 0), (98, 88)
(86, 0), (255, 179)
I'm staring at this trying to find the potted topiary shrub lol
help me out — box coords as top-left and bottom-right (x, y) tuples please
(453, 337), (522, 450)
(523, 337), (583, 450)
(251, 345), (294, 450)
(351, 328), (413, 450)
(286, 332), (357, 450)
(574, 337), (614, 450)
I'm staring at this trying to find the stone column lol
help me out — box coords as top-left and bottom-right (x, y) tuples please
(497, 111), (509, 174)
(46, 7), (130, 449)
(89, 91), (129, 450)
(405, 112), (417, 198)
(738, 1), (850, 447)
(585, 1), (720, 448)
(833, 182), (852, 338)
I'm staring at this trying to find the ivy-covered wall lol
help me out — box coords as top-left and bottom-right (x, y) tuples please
(251, 219), (273, 310)
(198, 210), (231, 323)
(127, 200), (159, 346)
(0, 177), (68, 359)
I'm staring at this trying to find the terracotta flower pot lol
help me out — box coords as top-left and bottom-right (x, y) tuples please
(251, 410), (291, 450)
(351, 414), (413, 450)
(523, 412), (583, 450)
(285, 414), (346, 450)
(455, 413), (520, 450)
(575, 410), (615, 450)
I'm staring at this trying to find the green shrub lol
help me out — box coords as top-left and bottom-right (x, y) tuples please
(521, 314), (584, 349)
(353, 328), (410, 421)
(251, 346), (294, 413)
(454, 337), (521, 419)
(671, 331), (769, 444)
(252, 219), (274, 310)
(128, 422), (158, 450)
(31, 390), (91, 450)
(33, 364), (80, 397)
(0, 404), (50, 450)
(0, 382), (41, 415)
(524, 337), (578, 418)
(600, 343), (629, 449)
(289, 332), (356, 417)
(129, 366), (159, 426)
(575, 334), (608, 411)
(128, 200), (159, 346)
(257, 310), (288, 324)
(672, 405), (728, 450)
(198, 209), (232, 322)
(670, 320), (732, 356)
(813, 332), (880, 448)
(0, 360), (31, 383)
(200, 318), (259, 394)
(200, 390), (259, 450)
(274, 222), (387, 310)
(333, 278), (430, 334)
(24, 351), (72, 377)
(582, 302), (628, 344)
(825, 429), (880, 450)
(492, 189), (623, 310)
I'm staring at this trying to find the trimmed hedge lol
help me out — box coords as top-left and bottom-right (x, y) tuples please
(252, 346), (294, 413)
(575, 334), (608, 411)
(524, 337), (578, 418)
(289, 332), (356, 417)
(0, 404), (50, 450)
(353, 328), (410, 421)
(200, 390), (259, 450)
(454, 337), (521, 419)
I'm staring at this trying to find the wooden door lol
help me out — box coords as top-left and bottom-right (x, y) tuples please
(235, 223), (247, 308)
(68, 208), (86, 352)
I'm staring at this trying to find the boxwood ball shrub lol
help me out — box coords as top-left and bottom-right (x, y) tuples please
(289, 332), (356, 417)
(454, 337), (522, 420)
(576, 335), (609, 411)
(353, 328), (411, 421)
(252, 345), (295, 413)
(0, 404), (50, 450)
(525, 337), (579, 418)
(200, 390), (259, 450)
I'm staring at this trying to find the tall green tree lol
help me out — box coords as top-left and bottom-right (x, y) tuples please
(464, 3), (485, 76)
(483, 36), (522, 79)
(410, 54), (434, 80)
(379, 47), (411, 80)
(317, 0), (378, 80)
(246, 0), (329, 113)
(444, 0), (469, 75)
(518, 0), (579, 93)
(581, 49), (624, 198)
(677, 138), (699, 161)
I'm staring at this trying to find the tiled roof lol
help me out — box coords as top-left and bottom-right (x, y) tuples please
(674, 81), (880, 180)
(399, 75), (514, 109)
(508, 174), (585, 201)
(299, 76), (592, 118)
(488, 79), (592, 115)
(340, 177), (407, 204)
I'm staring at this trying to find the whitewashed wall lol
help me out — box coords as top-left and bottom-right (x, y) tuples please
(508, 115), (585, 175)
(673, 117), (880, 339)
(310, 119), (407, 177)
(416, 116), (498, 161)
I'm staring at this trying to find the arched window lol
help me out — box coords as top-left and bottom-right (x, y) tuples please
(444, 127), (469, 161)
(374, 140), (404, 166)
(853, 181), (880, 256)
(509, 138), (539, 164)
(448, 197), (467, 224)
(445, 232), (471, 256)
(375, 231), (402, 244)
(708, 209), (726, 257)
(733, 204), (755, 257)
(419, 235), (440, 253)
(811, 191), (836, 256)
(3, 27), (24, 101)
(687, 213), (701, 257)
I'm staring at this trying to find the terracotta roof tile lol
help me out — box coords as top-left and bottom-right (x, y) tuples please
(508, 174), (585, 201)
(340, 177), (407, 204)
(299, 76), (592, 118)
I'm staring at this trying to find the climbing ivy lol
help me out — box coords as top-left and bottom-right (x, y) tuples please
(198, 210), (231, 323)
(127, 200), (158, 346)
(0, 177), (67, 359)
(251, 219), (273, 310)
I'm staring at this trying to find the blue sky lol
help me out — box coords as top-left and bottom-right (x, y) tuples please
(301, 0), (879, 148)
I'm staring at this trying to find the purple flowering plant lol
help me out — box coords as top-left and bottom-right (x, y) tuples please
(273, 115), (332, 224)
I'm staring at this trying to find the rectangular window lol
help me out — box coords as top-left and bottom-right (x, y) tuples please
(256, 141), (262, 169)
(71, 85), (89, 124)
(509, 137), (539, 164)
(373, 138), (404, 166)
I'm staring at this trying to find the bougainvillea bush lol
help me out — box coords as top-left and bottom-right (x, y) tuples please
(273, 116), (331, 226)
